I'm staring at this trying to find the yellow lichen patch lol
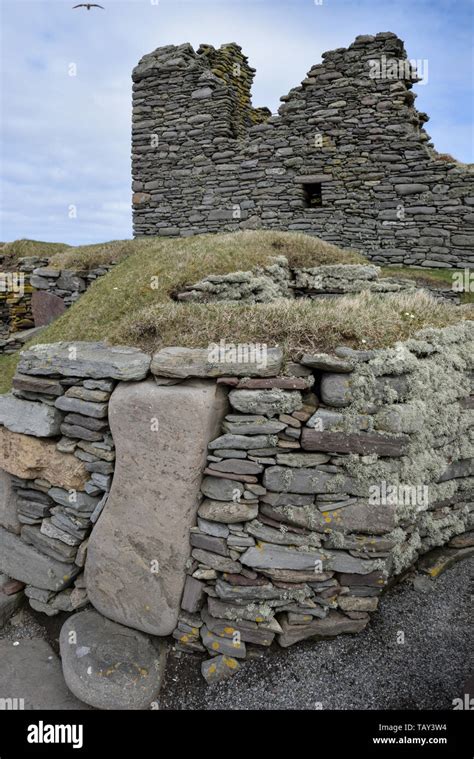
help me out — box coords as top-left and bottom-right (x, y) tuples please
(211, 641), (220, 650)
(224, 657), (238, 669)
(180, 635), (189, 643)
(208, 664), (217, 675)
(224, 626), (235, 634)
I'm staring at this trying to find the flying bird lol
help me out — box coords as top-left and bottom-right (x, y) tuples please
(73, 3), (105, 9)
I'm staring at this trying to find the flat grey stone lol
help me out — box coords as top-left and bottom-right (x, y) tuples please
(277, 610), (368, 647)
(21, 524), (78, 562)
(48, 488), (99, 512)
(12, 373), (63, 397)
(229, 389), (302, 416)
(85, 379), (226, 636)
(263, 465), (351, 494)
(0, 394), (62, 437)
(18, 342), (151, 380)
(197, 517), (229, 537)
(201, 655), (241, 683)
(151, 346), (283, 378)
(181, 575), (206, 613)
(201, 476), (244, 501)
(301, 353), (354, 373)
(208, 434), (277, 451)
(55, 395), (108, 418)
(241, 541), (381, 574)
(201, 626), (247, 658)
(208, 459), (263, 475)
(60, 423), (103, 441)
(198, 499), (258, 523)
(191, 548), (241, 573)
(60, 610), (166, 710)
(275, 452), (331, 467)
(222, 419), (287, 435)
(0, 527), (79, 590)
(0, 639), (90, 709)
(190, 532), (229, 556)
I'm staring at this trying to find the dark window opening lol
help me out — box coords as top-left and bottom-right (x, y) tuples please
(303, 183), (322, 208)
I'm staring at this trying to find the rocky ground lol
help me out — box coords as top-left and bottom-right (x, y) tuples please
(1, 558), (471, 711)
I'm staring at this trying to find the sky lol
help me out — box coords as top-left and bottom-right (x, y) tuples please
(0, 0), (473, 245)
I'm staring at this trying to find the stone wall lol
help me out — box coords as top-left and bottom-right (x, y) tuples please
(0, 326), (472, 699)
(0, 258), (113, 354)
(131, 33), (474, 267)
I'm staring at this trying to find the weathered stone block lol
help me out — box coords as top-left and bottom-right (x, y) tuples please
(31, 290), (66, 327)
(301, 428), (410, 456)
(85, 379), (227, 636)
(0, 527), (79, 590)
(0, 427), (88, 490)
(60, 610), (167, 710)
(18, 342), (151, 380)
(0, 394), (62, 437)
(151, 346), (283, 378)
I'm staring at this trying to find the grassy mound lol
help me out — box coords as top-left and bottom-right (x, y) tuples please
(0, 231), (471, 393)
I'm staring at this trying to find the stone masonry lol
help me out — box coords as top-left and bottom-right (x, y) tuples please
(132, 33), (474, 267)
(0, 324), (472, 699)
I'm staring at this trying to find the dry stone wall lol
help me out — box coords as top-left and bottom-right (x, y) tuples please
(0, 325), (472, 700)
(0, 258), (113, 354)
(132, 33), (474, 267)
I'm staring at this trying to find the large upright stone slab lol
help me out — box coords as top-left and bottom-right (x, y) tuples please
(31, 290), (66, 327)
(0, 393), (62, 437)
(0, 426), (88, 490)
(18, 341), (151, 380)
(85, 379), (227, 635)
(0, 469), (20, 534)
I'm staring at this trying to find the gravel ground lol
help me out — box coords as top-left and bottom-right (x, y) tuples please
(1, 559), (471, 710)
(158, 559), (473, 710)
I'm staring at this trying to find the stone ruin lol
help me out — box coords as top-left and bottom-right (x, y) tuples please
(131, 32), (474, 268)
(0, 322), (472, 705)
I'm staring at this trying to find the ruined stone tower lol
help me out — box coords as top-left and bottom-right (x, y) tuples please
(131, 33), (473, 267)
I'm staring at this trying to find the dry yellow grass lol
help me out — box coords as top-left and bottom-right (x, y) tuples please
(0, 230), (471, 392)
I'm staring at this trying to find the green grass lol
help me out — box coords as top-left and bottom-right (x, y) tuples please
(381, 266), (474, 305)
(0, 231), (472, 393)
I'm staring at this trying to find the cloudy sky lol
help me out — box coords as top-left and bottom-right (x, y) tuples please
(1, 0), (472, 245)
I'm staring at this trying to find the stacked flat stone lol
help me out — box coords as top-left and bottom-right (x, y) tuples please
(176, 260), (420, 303)
(167, 326), (473, 680)
(0, 331), (472, 692)
(0, 342), (150, 617)
(132, 32), (473, 268)
(0, 258), (114, 355)
(30, 263), (115, 309)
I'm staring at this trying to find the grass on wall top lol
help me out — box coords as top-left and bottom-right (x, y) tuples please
(0, 230), (472, 393)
